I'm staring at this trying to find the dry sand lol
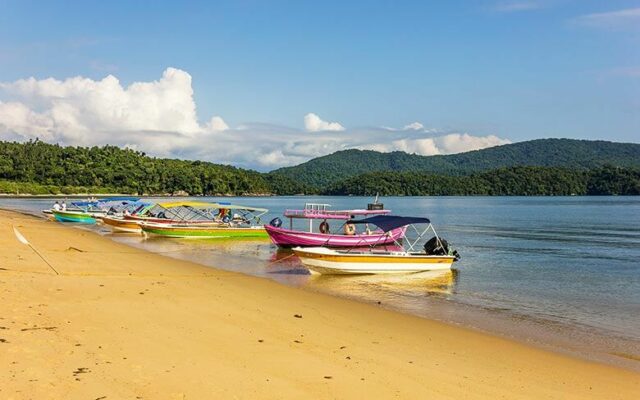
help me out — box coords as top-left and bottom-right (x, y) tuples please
(0, 210), (638, 399)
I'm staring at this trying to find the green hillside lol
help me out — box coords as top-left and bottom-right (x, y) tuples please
(0, 140), (307, 195)
(1, 139), (639, 196)
(325, 166), (640, 196)
(269, 139), (640, 189)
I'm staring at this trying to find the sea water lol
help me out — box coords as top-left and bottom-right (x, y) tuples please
(3, 196), (639, 370)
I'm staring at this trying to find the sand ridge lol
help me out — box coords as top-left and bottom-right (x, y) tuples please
(0, 210), (638, 399)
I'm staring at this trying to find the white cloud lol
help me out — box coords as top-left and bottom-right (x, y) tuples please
(304, 113), (345, 132)
(573, 7), (640, 30)
(0, 101), (57, 143)
(0, 67), (202, 140)
(436, 133), (511, 154)
(391, 138), (441, 156)
(205, 116), (229, 132)
(0, 68), (511, 170)
(362, 133), (510, 156)
(403, 122), (424, 131)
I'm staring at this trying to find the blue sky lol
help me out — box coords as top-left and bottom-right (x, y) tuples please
(0, 0), (638, 169)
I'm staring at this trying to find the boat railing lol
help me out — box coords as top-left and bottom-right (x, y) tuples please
(284, 208), (392, 220)
(284, 209), (353, 220)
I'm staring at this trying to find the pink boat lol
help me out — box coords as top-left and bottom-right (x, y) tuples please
(265, 202), (406, 248)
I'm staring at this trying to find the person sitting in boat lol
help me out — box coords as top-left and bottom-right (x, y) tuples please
(61, 201), (67, 211)
(52, 201), (61, 211)
(217, 208), (228, 221)
(319, 219), (330, 234)
(344, 222), (356, 236)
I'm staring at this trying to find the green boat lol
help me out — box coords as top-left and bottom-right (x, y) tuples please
(50, 197), (142, 224)
(52, 210), (97, 224)
(139, 201), (269, 239)
(141, 222), (268, 238)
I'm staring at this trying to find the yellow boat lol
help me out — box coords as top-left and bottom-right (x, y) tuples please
(99, 202), (156, 233)
(101, 215), (145, 233)
(293, 215), (460, 275)
(293, 247), (455, 274)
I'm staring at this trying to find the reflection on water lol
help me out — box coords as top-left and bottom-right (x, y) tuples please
(3, 195), (640, 370)
(308, 269), (458, 299)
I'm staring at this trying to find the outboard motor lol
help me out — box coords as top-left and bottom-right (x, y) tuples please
(424, 236), (461, 261)
(269, 217), (283, 228)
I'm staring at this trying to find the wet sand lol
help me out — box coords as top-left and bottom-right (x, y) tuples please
(1, 210), (638, 399)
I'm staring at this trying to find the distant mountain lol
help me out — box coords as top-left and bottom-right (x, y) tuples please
(269, 139), (640, 189)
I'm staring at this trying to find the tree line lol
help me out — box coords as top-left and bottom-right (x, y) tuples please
(0, 140), (307, 195)
(324, 166), (640, 196)
(1, 140), (638, 196)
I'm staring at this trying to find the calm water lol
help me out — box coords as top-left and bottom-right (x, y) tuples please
(2, 196), (640, 369)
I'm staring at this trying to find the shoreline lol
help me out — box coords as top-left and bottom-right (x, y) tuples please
(7, 204), (640, 369)
(1, 209), (639, 398)
(109, 227), (640, 373)
(0, 193), (276, 198)
(2, 193), (640, 198)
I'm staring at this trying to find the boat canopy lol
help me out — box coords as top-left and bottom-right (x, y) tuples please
(72, 197), (140, 207)
(350, 215), (431, 233)
(156, 201), (216, 209)
(148, 201), (268, 224)
(101, 196), (140, 202)
(156, 201), (268, 213)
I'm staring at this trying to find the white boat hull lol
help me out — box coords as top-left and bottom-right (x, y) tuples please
(293, 247), (455, 275)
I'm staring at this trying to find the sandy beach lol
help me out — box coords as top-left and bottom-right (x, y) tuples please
(0, 210), (638, 399)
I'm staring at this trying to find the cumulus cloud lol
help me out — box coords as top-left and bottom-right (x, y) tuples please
(362, 133), (510, 156)
(0, 67), (202, 142)
(205, 116), (229, 132)
(572, 7), (640, 30)
(303, 113), (345, 132)
(0, 68), (511, 170)
(436, 133), (511, 154)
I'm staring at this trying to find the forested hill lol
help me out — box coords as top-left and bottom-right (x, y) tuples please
(324, 166), (640, 196)
(1, 139), (639, 196)
(270, 139), (640, 189)
(0, 140), (308, 195)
